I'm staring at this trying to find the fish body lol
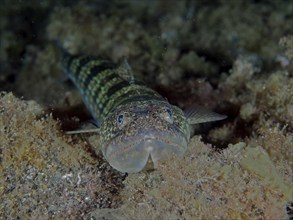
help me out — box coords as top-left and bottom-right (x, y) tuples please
(61, 51), (225, 173)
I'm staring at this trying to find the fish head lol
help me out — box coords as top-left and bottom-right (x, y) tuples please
(100, 101), (190, 173)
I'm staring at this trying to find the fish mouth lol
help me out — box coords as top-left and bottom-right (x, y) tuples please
(104, 132), (188, 173)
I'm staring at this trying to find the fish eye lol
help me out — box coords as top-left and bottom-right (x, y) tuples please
(166, 108), (172, 117)
(160, 107), (173, 124)
(117, 114), (124, 129)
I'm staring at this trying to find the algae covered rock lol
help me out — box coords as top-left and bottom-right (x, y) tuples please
(0, 92), (125, 218)
(120, 138), (292, 219)
(0, 0), (292, 219)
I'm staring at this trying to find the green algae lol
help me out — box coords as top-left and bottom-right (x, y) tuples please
(0, 0), (292, 218)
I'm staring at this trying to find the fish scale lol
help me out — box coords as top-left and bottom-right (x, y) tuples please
(61, 49), (226, 173)
(63, 53), (165, 122)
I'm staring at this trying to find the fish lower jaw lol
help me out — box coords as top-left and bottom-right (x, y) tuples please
(145, 144), (154, 153)
(104, 136), (188, 173)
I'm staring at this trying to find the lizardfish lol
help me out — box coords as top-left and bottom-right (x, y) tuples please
(60, 49), (226, 173)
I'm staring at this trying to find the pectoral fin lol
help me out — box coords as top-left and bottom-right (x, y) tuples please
(66, 128), (100, 135)
(184, 106), (227, 124)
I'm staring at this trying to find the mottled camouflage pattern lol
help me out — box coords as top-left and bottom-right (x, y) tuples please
(100, 100), (189, 161)
(62, 53), (190, 172)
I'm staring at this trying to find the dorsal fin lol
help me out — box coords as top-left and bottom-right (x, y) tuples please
(114, 58), (135, 83)
(115, 58), (146, 85)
